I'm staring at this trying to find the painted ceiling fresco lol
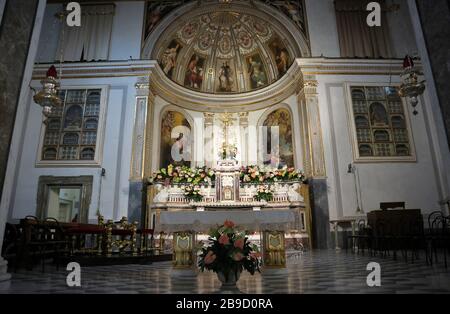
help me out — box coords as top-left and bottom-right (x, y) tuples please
(144, 1), (308, 40)
(155, 9), (301, 93)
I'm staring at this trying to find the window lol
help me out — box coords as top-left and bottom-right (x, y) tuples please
(349, 85), (414, 160)
(41, 89), (102, 162)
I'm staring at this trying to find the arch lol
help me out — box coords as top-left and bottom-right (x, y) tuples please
(257, 104), (296, 168)
(142, 1), (310, 60)
(158, 105), (195, 169)
(142, 1), (309, 96)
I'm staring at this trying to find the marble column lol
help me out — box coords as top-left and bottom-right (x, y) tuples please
(0, 0), (44, 282)
(128, 77), (150, 225)
(415, 0), (450, 149)
(239, 112), (249, 166)
(298, 77), (331, 249)
(204, 112), (215, 168)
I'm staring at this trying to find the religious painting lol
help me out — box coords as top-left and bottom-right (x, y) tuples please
(160, 111), (191, 168)
(264, 0), (308, 38)
(216, 59), (236, 93)
(369, 102), (389, 126)
(263, 108), (294, 168)
(159, 39), (182, 79)
(269, 37), (291, 78)
(184, 54), (205, 90)
(247, 54), (268, 90)
(144, 1), (186, 39)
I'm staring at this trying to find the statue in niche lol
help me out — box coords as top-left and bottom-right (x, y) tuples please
(263, 108), (294, 168)
(218, 62), (234, 92)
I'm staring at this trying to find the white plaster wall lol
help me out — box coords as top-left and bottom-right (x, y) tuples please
(305, 0), (341, 57)
(35, 1), (144, 63)
(9, 76), (137, 223)
(109, 1), (145, 60)
(386, 1), (419, 58)
(318, 75), (444, 220)
(35, 3), (62, 63)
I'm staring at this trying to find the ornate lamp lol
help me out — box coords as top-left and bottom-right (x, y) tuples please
(398, 55), (426, 115)
(33, 65), (62, 118)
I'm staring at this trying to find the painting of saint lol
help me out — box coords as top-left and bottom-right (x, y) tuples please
(144, 1), (185, 39)
(184, 54), (204, 90)
(160, 40), (182, 79)
(218, 62), (234, 92)
(263, 108), (294, 168)
(160, 111), (191, 168)
(265, 1), (308, 36)
(247, 55), (268, 89)
(270, 37), (291, 78)
(369, 102), (389, 126)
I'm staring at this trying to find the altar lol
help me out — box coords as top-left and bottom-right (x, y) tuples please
(149, 161), (308, 268)
(157, 209), (300, 269)
(146, 112), (310, 269)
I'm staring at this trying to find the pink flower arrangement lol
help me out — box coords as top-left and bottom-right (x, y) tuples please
(219, 234), (230, 245)
(199, 220), (262, 277)
(224, 220), (235, 228)
(234, 238), (245, 250)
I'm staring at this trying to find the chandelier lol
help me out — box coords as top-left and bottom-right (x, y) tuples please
(32, 10), (68, 120)
(33, 65), (62, 118)
(398, 55), (426, 115)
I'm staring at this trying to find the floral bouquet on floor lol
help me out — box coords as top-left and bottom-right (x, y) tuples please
(198, 220), (262, 286)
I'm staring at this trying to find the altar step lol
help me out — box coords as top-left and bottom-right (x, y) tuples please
(58, 253), (172, 267)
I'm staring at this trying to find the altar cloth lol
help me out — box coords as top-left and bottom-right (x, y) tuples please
(157, 210), (300, 233)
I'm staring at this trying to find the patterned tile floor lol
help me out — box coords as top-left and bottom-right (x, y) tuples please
(0, 250), (449, 294)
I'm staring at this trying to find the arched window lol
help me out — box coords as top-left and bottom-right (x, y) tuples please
(261, 108), (294, 168)
(160, 110), (192, 168)
(64, 105), (83, 129)
(81, 148), (95, 160)
(84, 118), (98, 130)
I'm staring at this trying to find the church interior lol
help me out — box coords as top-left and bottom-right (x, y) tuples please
(0, 0), (449, 295)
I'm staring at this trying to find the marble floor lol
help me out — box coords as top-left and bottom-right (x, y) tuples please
(0, 250), (449, 294)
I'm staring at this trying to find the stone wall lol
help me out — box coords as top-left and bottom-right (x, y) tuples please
(0, 0), (39, 198)
(416, 0), (450, 149)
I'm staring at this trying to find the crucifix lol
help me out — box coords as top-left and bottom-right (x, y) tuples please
(219, 112), (236, 148)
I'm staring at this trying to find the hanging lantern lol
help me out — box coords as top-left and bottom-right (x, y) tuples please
(398, 55), (426, 115)
(33, 65), (62, 117)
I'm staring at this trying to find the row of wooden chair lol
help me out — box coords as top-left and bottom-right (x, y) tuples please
(347, 211), (450, 268)
(2, 216), (160, 272)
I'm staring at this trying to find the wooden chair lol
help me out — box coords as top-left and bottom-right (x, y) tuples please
(40, 218), (70, 271)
